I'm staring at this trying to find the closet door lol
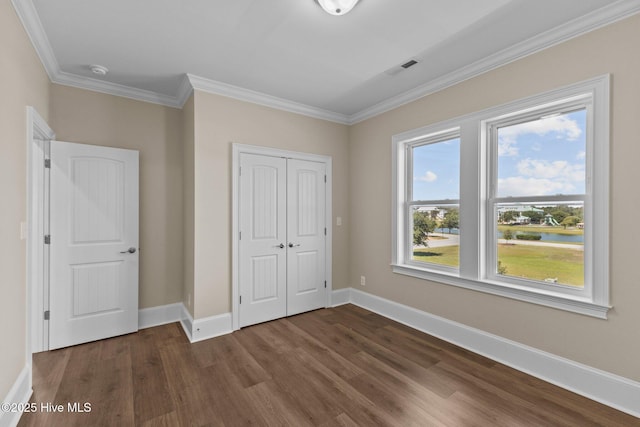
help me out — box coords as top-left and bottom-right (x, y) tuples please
(238, 154), (287, 327)
(286, 159), (327, 315)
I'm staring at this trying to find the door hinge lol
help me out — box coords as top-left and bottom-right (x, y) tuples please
(239, 167), (242, 176)
(324, 228), (327, 236)
(239, 231), (242, 240)
(44, 310), (50, 320)
(44, 159), (51, 168)
(239, 295), (242, 304)
(44, 235), (51, 244)
(324, 175), (327, 183)
(324, 281), (327, 288)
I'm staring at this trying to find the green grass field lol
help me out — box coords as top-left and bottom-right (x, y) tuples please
(497, 225), (583, 236)
(413, 246), (459, 267)
(412, 243), (584, 286)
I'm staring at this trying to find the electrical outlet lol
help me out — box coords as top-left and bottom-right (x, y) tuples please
(360, 276), (366, 286)
(336, 216), (342, 226)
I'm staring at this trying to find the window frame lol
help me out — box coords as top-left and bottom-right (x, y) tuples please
(405, 129), (461, 274)
(391, 75), (610, 318)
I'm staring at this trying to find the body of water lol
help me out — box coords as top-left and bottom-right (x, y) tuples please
(434, 228), (584, 243)
(498, 231), (583, 243)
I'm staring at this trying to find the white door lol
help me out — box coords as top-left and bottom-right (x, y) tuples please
(286, 159), (326, 316)
(239, 154), (288, 327)
(49, 140), (139, 350)
(238, 154), (327, 328)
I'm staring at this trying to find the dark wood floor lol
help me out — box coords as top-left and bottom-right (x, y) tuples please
(18, 304), (639, 427)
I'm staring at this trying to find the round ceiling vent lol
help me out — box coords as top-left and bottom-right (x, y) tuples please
(90, 64), (108, 76)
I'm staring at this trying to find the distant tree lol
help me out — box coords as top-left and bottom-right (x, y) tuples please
(502, 229), (514, 244)
(442, 208), (459, 233)
(561, 215), (580, 228)
(413, 211), (437, 246)
(551, 210), (569, 224)
(522, 210), (544, 224)
(502, 211), (516, 223)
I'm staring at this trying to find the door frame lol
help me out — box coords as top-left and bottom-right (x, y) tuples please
(231, 143), (332, 331)
(26, 107), (55, 354)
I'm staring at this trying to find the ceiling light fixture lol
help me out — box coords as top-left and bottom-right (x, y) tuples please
(316, 0), (360, 16)
(90, 64), (108, 76)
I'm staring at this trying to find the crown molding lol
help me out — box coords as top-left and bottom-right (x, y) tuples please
(53, 71), (187, 108)
(187, 74), (350, 124)
(11, 0), (190, 109)
(12, 0), (640, 121)
(11, 0), (59, 81)
(349, 0), (640, 124)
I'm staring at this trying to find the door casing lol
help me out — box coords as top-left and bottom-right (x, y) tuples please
(231, 143), (332, 330)
(27, 107), (55, 354)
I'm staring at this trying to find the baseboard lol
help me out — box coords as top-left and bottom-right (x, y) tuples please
(138, 302), (184, 329)
(331, 288), (351, 307)
(348, 288), (640, 418)
(179, 304), (232, 343)
(179, 304), (194, 341)
(1, 364), (33, 427)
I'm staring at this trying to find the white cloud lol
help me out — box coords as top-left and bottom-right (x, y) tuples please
(498, 115), (582, 157)
(498, 176), (577, 197)
(517, 158), (584, 182)
(415, 171), (437, 182)
(577, 150), (586, 160)
(498, 138), (519, 157)
(499, 158), (585, 196)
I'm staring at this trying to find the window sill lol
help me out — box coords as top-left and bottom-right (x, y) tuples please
(391, 263), (611, 319)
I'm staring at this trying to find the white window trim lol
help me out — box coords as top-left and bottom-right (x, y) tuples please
(405, 129), (461, 275)
(392, 75), (610, 319)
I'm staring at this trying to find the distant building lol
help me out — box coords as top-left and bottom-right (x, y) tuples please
(414, 206), (446, 220)
(497, 206), (543, 214)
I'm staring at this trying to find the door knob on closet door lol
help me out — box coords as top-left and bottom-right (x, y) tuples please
(288, 243), (301, 248)
(120, 247), (137, 254)
(275, 243), (285, 249)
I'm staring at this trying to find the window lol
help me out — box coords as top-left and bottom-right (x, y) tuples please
(392, 76), (610, 318)
(408, 132), (460, 271)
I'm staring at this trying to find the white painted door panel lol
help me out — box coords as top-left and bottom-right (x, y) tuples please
(49, 141), (139, 349)
(239, 154), (287, 327)
(286, 159), (326, 316)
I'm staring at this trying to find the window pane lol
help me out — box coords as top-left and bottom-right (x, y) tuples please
(412, 138), (460, 201)
(411, 205), (459, 268)
(496, 202), (584, 287)
(497, 109), (586, 198)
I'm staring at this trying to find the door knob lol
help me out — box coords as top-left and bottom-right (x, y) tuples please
(120, 247), (137, 254)
(275, 243), (285, 249)
(288, 243), (301, 248)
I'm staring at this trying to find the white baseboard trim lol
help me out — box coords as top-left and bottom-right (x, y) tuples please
(348, 288), (640, 418)
(1, 364), (33, 427)
(179, 304), (233, 343)
(138, 302), (184, 329)
(330, 288), (351, 307)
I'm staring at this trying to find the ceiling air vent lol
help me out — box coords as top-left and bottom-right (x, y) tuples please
(384, 58), (420, 76)
(401, 59), (418, 69)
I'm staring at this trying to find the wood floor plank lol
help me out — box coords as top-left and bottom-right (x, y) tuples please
(130, 330), (175, 425)
(19, 305), (640, 427)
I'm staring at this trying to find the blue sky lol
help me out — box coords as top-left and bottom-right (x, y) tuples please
(412, 137), (460, 201)
(412, 109), (586, 201)
(496, 109), (586, 197)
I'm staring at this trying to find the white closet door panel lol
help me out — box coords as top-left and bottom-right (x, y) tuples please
(287, 159), (326, 316)
(239, 154), (287, 327)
